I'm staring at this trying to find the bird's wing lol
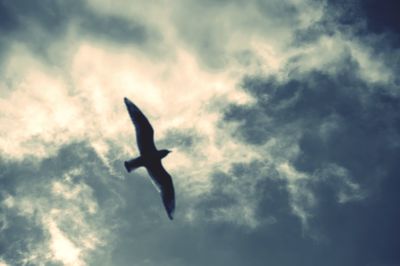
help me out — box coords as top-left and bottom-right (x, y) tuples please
(146, 161), (175, 220)
(124, 97), (157, 154)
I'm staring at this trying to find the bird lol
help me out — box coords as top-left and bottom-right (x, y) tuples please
(123, 97), (175, 220)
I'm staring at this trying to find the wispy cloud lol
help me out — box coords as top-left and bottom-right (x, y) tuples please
(1, 0), (400, 265)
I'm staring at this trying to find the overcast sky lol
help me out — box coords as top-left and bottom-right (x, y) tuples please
(1, 0), (400, 265)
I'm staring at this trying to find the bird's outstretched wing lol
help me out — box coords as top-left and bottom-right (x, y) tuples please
(124, 97), (157, 154)
(146, 161), (175, 220)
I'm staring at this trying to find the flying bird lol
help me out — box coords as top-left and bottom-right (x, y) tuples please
(123, 97), (175, 220)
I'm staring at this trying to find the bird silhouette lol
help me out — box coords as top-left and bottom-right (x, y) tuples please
(123, 97), (175, 220)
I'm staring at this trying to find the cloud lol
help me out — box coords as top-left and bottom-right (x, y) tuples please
(0, 0), (166, 76)
(1, 0), (400, 265)
(167, 0), (324, 69)
(220, 50), (400, 262)
(0, 143), (119, 265)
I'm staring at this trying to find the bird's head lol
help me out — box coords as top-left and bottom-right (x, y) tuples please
(159, 149), (172, 159)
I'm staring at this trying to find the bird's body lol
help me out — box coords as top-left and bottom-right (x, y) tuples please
(123, 97), (175, 220)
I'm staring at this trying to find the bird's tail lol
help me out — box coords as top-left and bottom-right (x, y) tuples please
(124, 157), (144, 173)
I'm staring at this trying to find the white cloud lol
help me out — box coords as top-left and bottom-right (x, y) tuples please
(1, 168), (106, 265)
(0, 0), (391, 234)
(317, 163), (366, 204)
(278, 162), (316, 227)
(46, 218), (84, 266)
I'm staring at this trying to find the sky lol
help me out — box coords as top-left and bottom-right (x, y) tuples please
(1, 0), (400, 265)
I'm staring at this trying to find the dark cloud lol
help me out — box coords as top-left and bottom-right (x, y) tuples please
(326, 0), (400, 35)
(80, 14), (148, 45)
(361, 0), (400, 36)
(0, 0), (160, 68)
(222, 53), (400, 265)
(324, 0), (400, 48)
(0, 1), (19, 33)
(0, 210), (45, 264)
